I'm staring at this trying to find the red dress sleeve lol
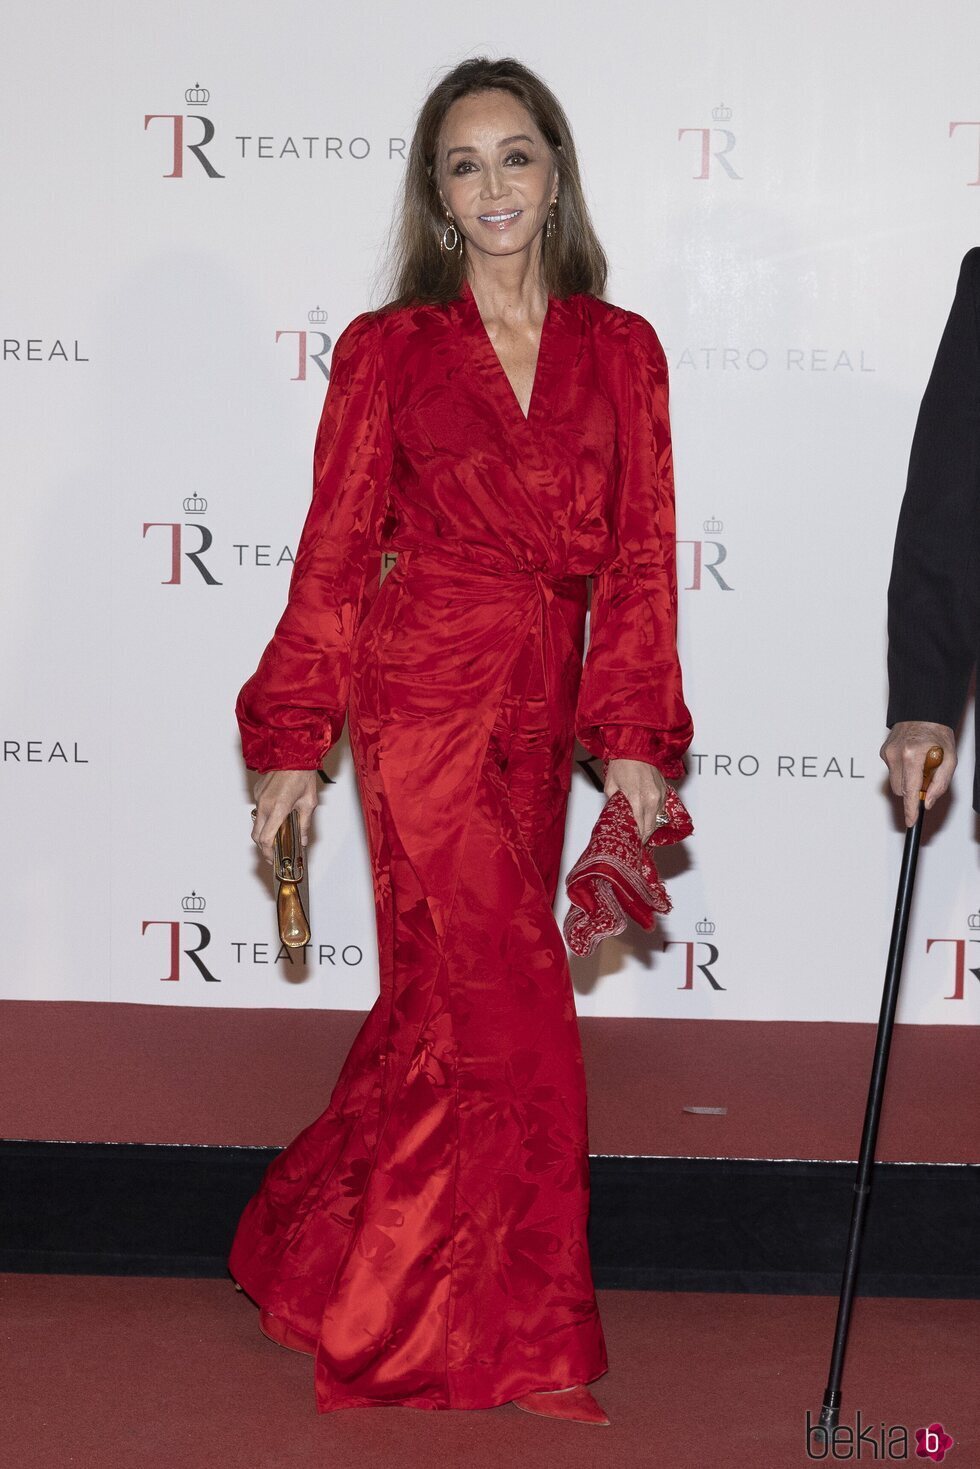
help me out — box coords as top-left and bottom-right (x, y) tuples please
(235, 311), (393, 772)
(575, 311), (694, 777)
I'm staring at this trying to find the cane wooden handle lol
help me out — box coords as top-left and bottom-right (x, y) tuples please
(919, 745), (945, 798)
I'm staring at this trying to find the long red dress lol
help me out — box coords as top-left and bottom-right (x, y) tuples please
(229, 274), (693, 1413)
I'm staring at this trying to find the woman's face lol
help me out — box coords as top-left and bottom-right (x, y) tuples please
(435, 90), (559, 263)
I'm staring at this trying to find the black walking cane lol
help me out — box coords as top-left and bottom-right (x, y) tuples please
(813, 744), (945, 1447)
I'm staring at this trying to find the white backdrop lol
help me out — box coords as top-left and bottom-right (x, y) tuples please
(4, 1), (980, 1023)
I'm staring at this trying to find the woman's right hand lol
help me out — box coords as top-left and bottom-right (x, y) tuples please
(250, 769), (319, 865)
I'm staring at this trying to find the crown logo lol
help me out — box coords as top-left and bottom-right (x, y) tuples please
(183, 492), (207, 516)
(703, 516), (723, 536)
(182, 890), (206, 912)
(308, 305), (328, 325)
(695, 917), (715, 936)
(712, 102), (732, 123)
(968, 911), (980, 931)
(185, 83), (210, 107)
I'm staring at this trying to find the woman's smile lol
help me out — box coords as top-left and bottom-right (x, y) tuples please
(477, 208), (523, 230)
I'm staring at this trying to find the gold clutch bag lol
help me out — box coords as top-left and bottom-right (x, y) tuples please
(273, 810), (311, 948)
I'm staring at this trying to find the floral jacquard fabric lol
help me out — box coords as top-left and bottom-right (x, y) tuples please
(229, 276), (693, 1412)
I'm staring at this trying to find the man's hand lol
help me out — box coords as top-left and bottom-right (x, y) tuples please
(879, 721), (956, 827)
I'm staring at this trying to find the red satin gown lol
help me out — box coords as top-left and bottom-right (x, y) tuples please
(230, 274), (693, 1413)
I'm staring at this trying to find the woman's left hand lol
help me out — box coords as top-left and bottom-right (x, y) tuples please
(604, 758), (667, 843)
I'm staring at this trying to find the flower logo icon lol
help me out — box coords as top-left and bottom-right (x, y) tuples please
(915, 1422), (955, 1462)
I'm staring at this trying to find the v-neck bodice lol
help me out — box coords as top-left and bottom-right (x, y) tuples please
(236, 286), (693, 783)
(457, 274), (554, 426)
(375, 282), (625, 579)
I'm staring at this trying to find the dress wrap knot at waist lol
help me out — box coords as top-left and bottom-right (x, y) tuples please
(394, 544), (588, 704)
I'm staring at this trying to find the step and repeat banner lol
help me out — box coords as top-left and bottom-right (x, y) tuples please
(4, 1), (980, 1023)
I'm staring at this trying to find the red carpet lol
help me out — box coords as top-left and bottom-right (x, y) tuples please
(1, 1001), (976, 1161)
(1, 1275), (975, 1468)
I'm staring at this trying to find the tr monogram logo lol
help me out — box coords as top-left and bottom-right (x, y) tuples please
(926, 913), (980, 1000)
(144, 85), (224, 179)
(664, 919), (724, 990)
(276, 308), (334, 381)
(143, 494), (222, 585)
(143, 497), (316, 584)
(678, 104), (742, 180)
(677, 519), (733, 591)
(142, 893), (219, 983)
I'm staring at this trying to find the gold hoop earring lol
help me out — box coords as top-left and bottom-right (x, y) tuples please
(545, 198), (558, 240)
(441, 218), (461, 253)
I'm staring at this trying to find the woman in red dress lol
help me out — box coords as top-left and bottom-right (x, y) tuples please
(231, 56), (693, 1423)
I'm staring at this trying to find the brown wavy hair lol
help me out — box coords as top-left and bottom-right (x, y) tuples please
(376, 56), (608, 310)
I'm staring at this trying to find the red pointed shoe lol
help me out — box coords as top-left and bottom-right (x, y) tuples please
(512, 1385), (611, 1424)
(258, 1307), (317, 1357)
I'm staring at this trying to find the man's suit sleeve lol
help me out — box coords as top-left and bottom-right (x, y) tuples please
(886, 247), (980, 729)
